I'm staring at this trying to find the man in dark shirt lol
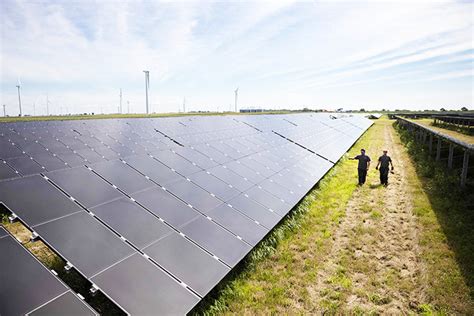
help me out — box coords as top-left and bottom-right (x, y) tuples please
(376, 150), (394, 186)
(349, 149), (371, 185)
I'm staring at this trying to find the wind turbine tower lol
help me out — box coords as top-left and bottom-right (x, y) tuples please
(183, 97), (186, 113)
(119, 88), (122, 114)
(46, 93), (49, 116)
(234, 88), (239, 112)
(2, 104), (6, 117)
(143, 70), (150, 114)
(16, 81), (22, 116)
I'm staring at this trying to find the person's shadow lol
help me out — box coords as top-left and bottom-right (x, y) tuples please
(369, 183), (382, 189)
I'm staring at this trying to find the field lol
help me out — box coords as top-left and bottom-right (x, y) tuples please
(1, 115), (473, 314)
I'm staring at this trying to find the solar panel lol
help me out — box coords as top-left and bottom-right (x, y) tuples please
(228, 194), (281, 229)
(33, 211), (135, 277)
(0, 227), (96, 316)
(151, 150), (202, 176)
(207, 203), (269, 246)
(46, 167), (123, 208)
(124, 154), (181, 185)
(172, 146), (218, 169)
(5, 156), (44, 176)
(164, 178), (223, 214)
(224, 160), (266, 184)
(91, 198), (172, 249)
(132, 187), (200, 228)
(187, 171), (241, 201)
(28, 292), (97, 316)
(0, 113), (374, 314)
(143, 232), (230, 296)
(90, 253), (199, 315)
(244, 185), (291, 216)
(90, 159), (154, 195)
(208, 165), (254, 191)
(0, 160), (19, 181)
(180, 216), (252, 267)
(0, 175), (82, 226)
(0, 139), (24, 159)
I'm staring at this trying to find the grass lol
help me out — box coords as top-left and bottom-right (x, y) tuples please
(0, 110), (296, 123)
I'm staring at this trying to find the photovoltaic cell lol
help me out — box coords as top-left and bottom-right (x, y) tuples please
(208, 166), (253, 192)
(90, 159), (154, 195)
(0, 161), (19, 181)
(207, 203), (268, 246)
(124, 154), (181, 185)
(28, 292), (97, 316)
(31, 153), (67, 171)
(0, 140), (24, 159)
(91, 198), (172, 249)
(173, 146), (218, 169)
(91, 253), (199, 315)
(132, 187), (200, 228)
(224, 161), (266, 184)
(228, 194), (281, 229)
(144, 232), (230, 296)
(181, 216), (252, 267)
(6, 156), (44, 176)
(0, 175), (82, 226)
(164, 178), (222, 214)
(187, 171), (241, 201)
(34, 211), (135, 278)
(244, 185), (291, 216)
(46, 167), (123, 208)
(151, 150), (202, 176)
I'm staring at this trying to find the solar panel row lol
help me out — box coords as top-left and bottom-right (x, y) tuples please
(0, 113), (372, 314)
(0, 227), (97, 316)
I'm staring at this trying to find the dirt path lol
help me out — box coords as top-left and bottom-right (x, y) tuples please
(311, 120), (425, 314)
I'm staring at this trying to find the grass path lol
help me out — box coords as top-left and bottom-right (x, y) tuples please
(206, 117), (473, 314)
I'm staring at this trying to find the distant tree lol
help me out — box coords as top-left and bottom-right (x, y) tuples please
(440, 108), (447, 111)
(360, 108), (366, 112)
(461, 106), (468, 111)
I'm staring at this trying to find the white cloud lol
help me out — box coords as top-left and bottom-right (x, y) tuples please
(0, 0), (472, 114)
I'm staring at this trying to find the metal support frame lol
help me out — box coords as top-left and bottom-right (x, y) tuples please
(448, 144), (454, 169)
(429, 134), (433, 154)
(436, 137), (442, 161)
(461, 150), (469, 187)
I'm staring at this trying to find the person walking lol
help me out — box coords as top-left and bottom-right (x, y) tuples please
(349, 149), (371, 185)
(376, 150), (394, 186)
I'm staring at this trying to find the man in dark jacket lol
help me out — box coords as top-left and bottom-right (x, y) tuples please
(376, 150), (394, 186)
(349, 149), (371, 185)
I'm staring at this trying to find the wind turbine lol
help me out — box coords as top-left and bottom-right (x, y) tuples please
(46, 93), (50, 116)
(16, 79), (22, 116)
(2, 104), (6, 117)
(119, 88), (122, 114)
(234, 88), (239, 112)
(143, 70), (150, 114)
(183, 97), (186, 113)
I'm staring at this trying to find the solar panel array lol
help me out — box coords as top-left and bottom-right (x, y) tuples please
(0, 113), (372, 314)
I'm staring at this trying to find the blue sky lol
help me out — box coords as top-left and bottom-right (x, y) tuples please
(0, 0), (472, 115)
